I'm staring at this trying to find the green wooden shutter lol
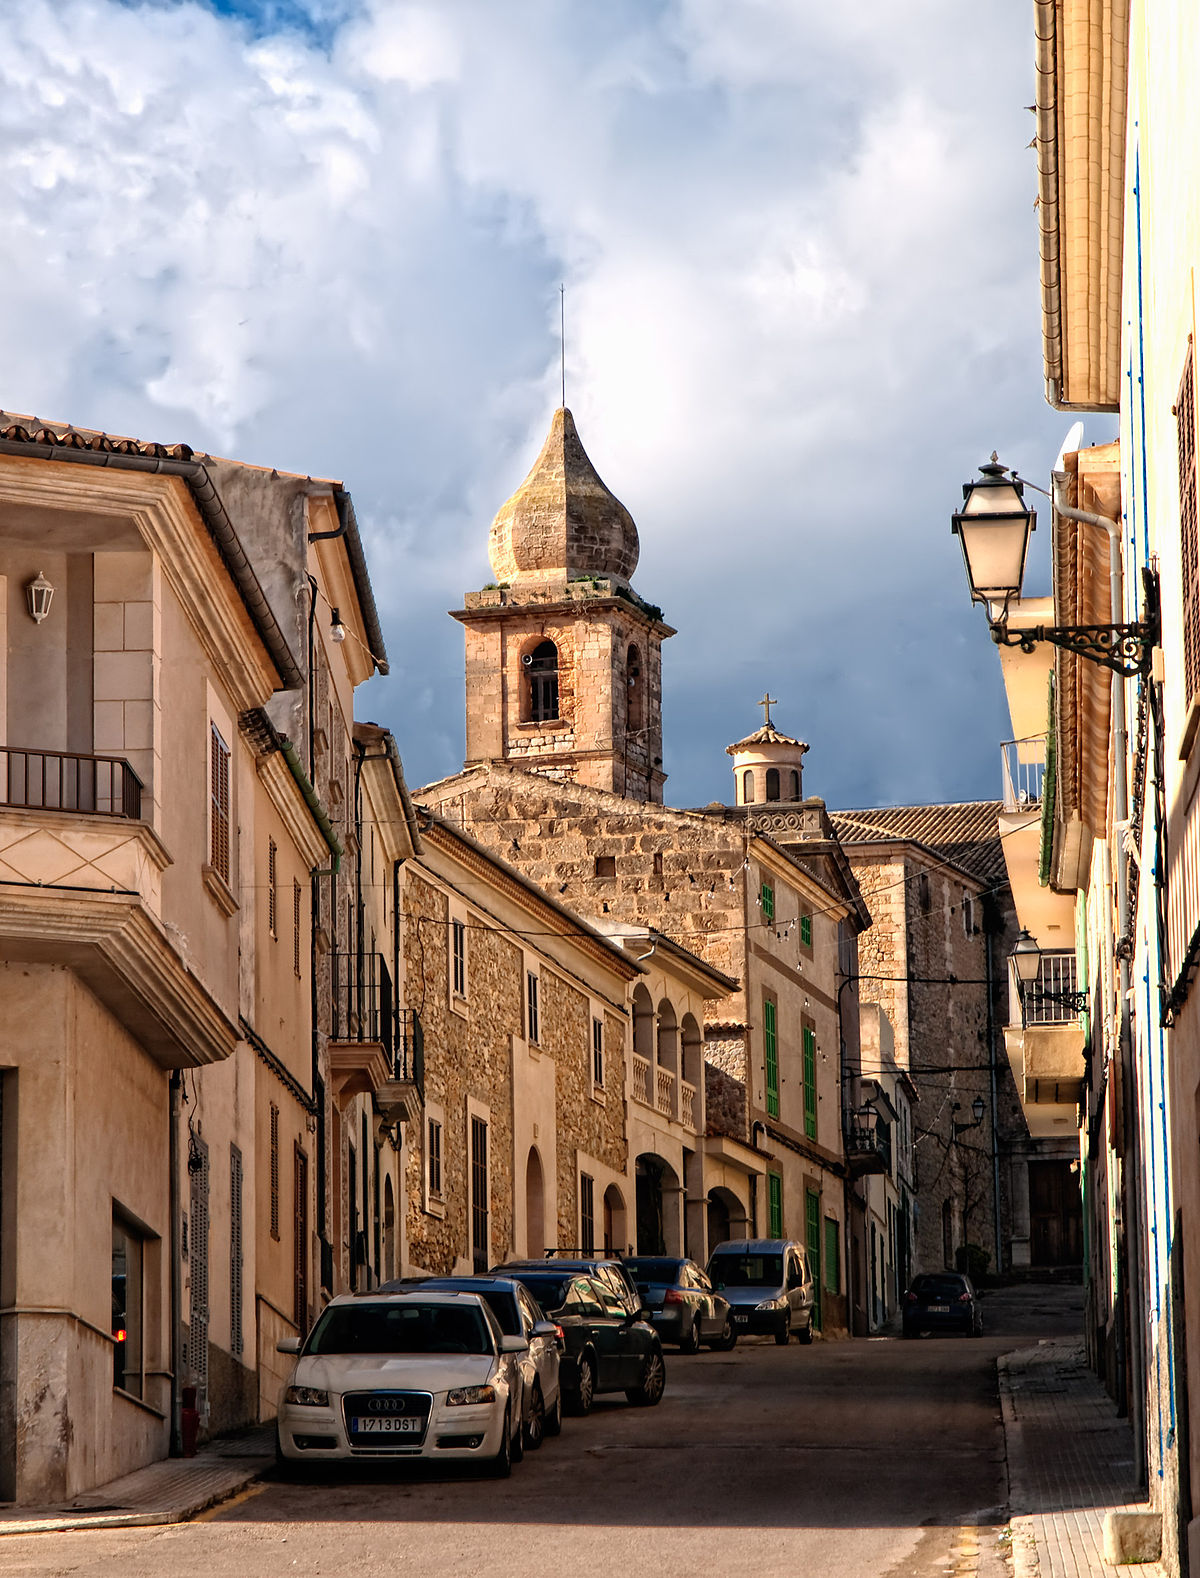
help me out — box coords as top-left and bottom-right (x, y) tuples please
(802, 1026), (817, 1138)
(824, 1217), (840, 1293)
(764, 1000), (779, 1118)
(800, 913), (812, 947)
(761, 882), (774, 922)
(768, 1173), (783, 1237)
(805, 1189), (822, 1331)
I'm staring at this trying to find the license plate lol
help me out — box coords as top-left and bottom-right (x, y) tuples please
(928, 1304), (950, 1313)
(351, 1416), (422, 1434)
(734, 1314), (749, 1324)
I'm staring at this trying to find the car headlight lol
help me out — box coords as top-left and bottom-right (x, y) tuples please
(446, 1385), (497, 1406)
(285, 1386), (329, 1407)
(755, 1298), (784, 1311)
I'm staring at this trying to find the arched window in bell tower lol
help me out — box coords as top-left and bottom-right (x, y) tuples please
(524, 640), (559, 723)
(743, 770), (755, 804)
(626, 645), (643, 735)
(791, 769), (801, 800)
(765, 767), (780, 801)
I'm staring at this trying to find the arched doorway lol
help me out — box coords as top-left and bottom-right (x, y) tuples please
(706, 1186), (747, 1254)
(525, 1147), (546, 1258)
(383, 1175), (396, 1282)
(636, 1153), (681, 1254)
(603, 1184), (627, 1255)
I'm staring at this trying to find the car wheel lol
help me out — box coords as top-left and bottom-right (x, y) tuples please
(710, 1315), (737, 1352)
(543, 1387), (563, 1437)
(567, 1353), (595, 1416)
(797, 1313), (815, 1345)
(626, 1345), (666, 1407)
(488, 1409), (513, 1478)
(524, 1383), (546, 1451)
(774, 1313), (792, 1347)
(679, 1318), (701, 1354)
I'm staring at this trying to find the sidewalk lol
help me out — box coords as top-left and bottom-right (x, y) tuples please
(0, 1426), (275, 1535)
(1000, 1337), (1165, 1577)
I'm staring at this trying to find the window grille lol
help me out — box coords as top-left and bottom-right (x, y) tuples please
(452, 919), (467, 996)
(428, 1119), (443, 1197)
(527, 971), (540, 1045)
(527, 641), (559, 722)
(471, 1117), (489, 1272)
(269, 1104), (280, 1241)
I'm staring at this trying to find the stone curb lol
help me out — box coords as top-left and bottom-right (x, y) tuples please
(0, 1458), (271, 1537)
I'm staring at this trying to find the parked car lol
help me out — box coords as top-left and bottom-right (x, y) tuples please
(706, 1239), (815, 1345)
(901, 1272), (983, 1338)
(275, 1290), (528, 1476)
(382, 1275), (563, 1449)
(499, 1268), (665, 1414)
(622, 1255), (736, 1352)
(495, 1256), (642, 1317)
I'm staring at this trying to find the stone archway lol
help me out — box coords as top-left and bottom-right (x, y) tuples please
(603, 1184), (627, 1255)
(525, 1147), (546, 1259)
(383, 1175), (396, 1282)
(636, 1153), (682, 1255)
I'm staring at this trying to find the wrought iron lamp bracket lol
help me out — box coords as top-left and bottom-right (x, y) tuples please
(988, 567), (1160, 680)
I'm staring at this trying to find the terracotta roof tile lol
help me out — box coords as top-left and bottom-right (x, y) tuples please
(831, 800), (1006, 887)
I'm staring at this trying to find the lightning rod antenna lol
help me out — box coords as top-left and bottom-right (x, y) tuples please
(560, 284), (566, 409)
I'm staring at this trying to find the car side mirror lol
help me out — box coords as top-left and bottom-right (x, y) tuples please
(634, 1306), (654, 1323)
(276, 1337), (301, 1355)
(531, 1320), (559, 1339)
(499, 1334), (529, 1354)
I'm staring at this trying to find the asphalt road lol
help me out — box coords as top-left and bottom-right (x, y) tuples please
(0, 1282), (1084, 1578)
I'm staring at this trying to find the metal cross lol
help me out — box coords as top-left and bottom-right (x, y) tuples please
(759, 693), (777, 727)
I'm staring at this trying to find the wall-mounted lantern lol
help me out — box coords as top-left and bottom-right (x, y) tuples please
(25, 571), (54, 625)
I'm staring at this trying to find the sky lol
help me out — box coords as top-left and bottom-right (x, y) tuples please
(0, 0), (1090, 811)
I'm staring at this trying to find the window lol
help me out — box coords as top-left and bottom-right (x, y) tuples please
(790, 769), (801, 801)
(768, 1173), (783, 1238)
(268, 839), (277, 937)
(451, 919), (467, 997)
(471, 1116), (489, 1272)
(293, 881), (302, 977)
(209, 724), (231, 884)
(526, 640), (560, 722)
(742, 769), (755, 804)
(1179, 341), (1200, 702)
(800, 912), (812, 948)
(802, 1025), (817, 1139)
(626, 644), (643, 733)
(230, 1145), (244, 1357)
(293, 1147), (309, 1331)
(269, 1103), (281, 1241)
(594, 855), (616, 878)
(526, 970), (540, 1045)
(918, 872), (931, 912)
(580, 1173), (596, 1255)
(112, 1211), (144, 1396)
(427, 1118), (443, 1198)
(824, 1217), (840, 1293)
(760, 881), (775, 922)
(764, 998), (779, 1118)
(766, 767), (780, 801)
(592, 1016), (605, 1088)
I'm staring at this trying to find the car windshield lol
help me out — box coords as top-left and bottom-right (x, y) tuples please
(624, 1258), (683, 1285)
(912, 1276), (967, 1298)
(305, 1301), (492, 1356)
(710, 1253), (782, 1288)
(506, 1275), (571, 1311)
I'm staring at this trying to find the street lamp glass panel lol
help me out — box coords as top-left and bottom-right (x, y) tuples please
(1010, 929), (1042, 985)
(951, 460), (1035, 606)
(971, 1097), (985, 1125)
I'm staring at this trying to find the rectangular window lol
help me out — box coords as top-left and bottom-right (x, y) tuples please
(269, 1103), (280, 1241)
(428, 1118), (443, 1198)
(652, 852), (664, 876)
(592, 1017), (605, 1088)
(293, 881), (302, 977)
(760, 881), (774, 922)
(471, 1116), (489, 1272)
(800, 913), (812, 947)
(824, 1217), (840, 1294)
(594, 855), (616, 878)
(1180, 341), (1200, 702)
(112, 1212), (144, 1397)
(580, 1173), (596, 1255)
(293, 1147), (309, 1331)
(230, 1145), (244, 1357)
(268, 839), (277, 938)
(526, 970), (540, 1045)
(209, 724), (231, 885)
(768, 1173), (783, 1238)
(764, 999), (779, 1118)
(451, 919), (467, 997)
(802, 1025), (817, 1139)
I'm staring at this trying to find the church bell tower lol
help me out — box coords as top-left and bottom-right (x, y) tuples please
(453, 408), (673, 803)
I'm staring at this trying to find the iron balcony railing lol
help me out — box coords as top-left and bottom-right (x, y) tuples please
(0, 745), (142, 819)
(1000, 735), (1047, 813)
(331, 952), (423, 1088)
(1018, 949), (1084, 1026)
(845, 1115), (892, 1173)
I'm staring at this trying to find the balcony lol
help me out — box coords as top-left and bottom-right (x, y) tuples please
(655, 1065), (675, 1118)
(844, 1110), (892, 1177)
(1000, 736), (1046, 813)
(633, 1054), (651, 1105)
(1004, 950), (1086, 1122)
(680, 1078), (696, 1130)
(329, 952), (422, 1122)
(1017, 950), (1083, 1026)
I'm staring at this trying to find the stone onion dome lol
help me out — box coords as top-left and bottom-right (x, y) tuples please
(488, 407), (640, 588)
(726, 709), (810, 806)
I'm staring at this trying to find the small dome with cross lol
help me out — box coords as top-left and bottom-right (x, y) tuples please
(727, 695), (809, 807)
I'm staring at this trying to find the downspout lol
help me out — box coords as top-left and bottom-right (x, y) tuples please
(168, 1069), (183, 1457)
(985, 924), (1003, 1277)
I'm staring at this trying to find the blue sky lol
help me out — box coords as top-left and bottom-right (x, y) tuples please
(2, 0), (1079, 811)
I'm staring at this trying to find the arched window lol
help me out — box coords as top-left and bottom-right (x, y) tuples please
(743, 770), (755, 804)
(525, 640), (559, 722)
(765, 767), (780, 801)
(626, 645), (643, 733)
(790, 769), (801, 800)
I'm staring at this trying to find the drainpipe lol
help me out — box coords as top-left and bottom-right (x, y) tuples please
(985, 925), (1003, 1277)
(168, 1069), (183, 1457)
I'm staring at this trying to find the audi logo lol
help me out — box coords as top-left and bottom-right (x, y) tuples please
(366, 1397), (406, 1414)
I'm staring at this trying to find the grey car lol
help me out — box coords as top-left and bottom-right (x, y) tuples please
(706, 1239), (815, 1345)
(623, 1256), (736, 1352)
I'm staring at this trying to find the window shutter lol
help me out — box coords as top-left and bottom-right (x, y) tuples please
(760, 882), (774, 922)
(800, 913), (812, 948)
(803, 1026), (817, 1139)
(210, 725), (231, 884)
(764, 999), (779, 1118)
(768, 1174), (783, 1237)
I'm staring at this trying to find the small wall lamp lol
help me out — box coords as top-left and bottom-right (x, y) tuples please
(25, 570), (54, 624)
(330, 608), (347, 645)
(952, 1097), (986, 1137)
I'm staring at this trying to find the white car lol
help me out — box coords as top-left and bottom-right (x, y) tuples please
(276, 1290), (528, 1476)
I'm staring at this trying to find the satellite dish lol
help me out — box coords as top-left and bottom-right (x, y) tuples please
(1052, 419), (1085, 475)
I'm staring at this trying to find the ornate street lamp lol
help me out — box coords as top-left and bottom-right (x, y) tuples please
(951, 456), (1158, 678)
(952, 1096), (987, 1136)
